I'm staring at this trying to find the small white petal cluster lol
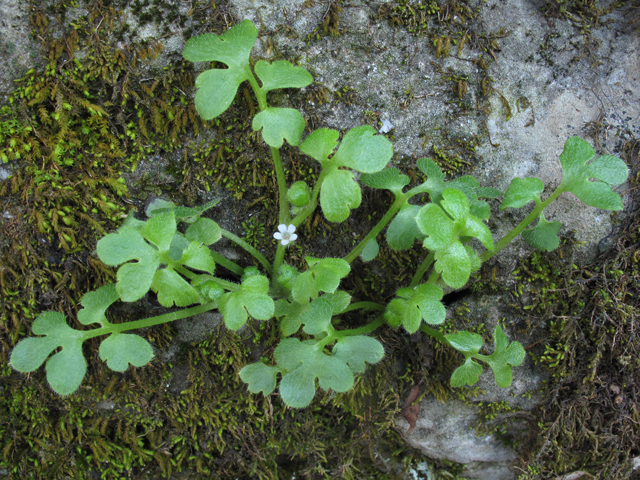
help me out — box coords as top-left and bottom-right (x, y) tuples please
(274, 224), (297, 246)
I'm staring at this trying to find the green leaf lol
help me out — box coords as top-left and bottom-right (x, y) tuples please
(476, 187), (502, 199)
(361, 168), (410, 193)
(252, 107), (305, 148)
(386, 205), (424, 251)
(461, 216), (494, 251)
(152, 269), (201, 307)
(287, 181), (311, 207)
(97, 227), (161, 302)
(333, 335), (384, 373)
(168, 233), (190, 261)
(219, 274), (275, 330)
(385, 284), (445, 333)
(182, 20), (257, 65)
(299, 128), (339, 163)
(9, 311), (86, 396)
(180, 242), (216, 274)
(277, 264), (299, 291)
(300, 297), (333, 335)
(500, 177), (544, 210)
(275, 338), (354, 408)
(291, 258), (350, 303)
(434, 241), (471, 289)
(450, 358), (483, 388)
(254, 60), (312, 93)
(361, 238), (379, 262)
(445, 331), (484, 355)
(559, 136), (628, 210)
(440, 187), (469, 220)
(239, 362), (279, 395)
(192, 276), (226, 301)
(521, 212), (562, 252)
(77, 284), (119, 327)
(99, 333), (154, 372)
(275, 299), (309, 336)
(182, 20), (257, 120)
(147, 198), (220, 223)
(484, 324), (526, 388)
(322, 291), (351, 314)
(332, 125), (392, 173)
(470, 199), (491, 220)
(320, 168), (361, 222)
(416, 204), (455, 251)
(141, 211), (176, 251)
(185, 217), (221, 245)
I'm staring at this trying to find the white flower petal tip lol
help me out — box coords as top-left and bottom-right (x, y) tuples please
(274, 224), (297, 246)
(379, 119), (394, 134)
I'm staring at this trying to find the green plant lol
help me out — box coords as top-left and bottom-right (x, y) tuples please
(10, 20), (629, 408)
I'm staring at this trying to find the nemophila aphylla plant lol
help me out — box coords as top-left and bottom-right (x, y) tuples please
(10, 20), (629, 408)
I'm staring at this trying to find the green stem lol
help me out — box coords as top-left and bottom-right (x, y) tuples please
(409, 251), (435, 288)
(426, 268), (440, 285)
(315, 315), (386, 350)
(343, 193), (407, 264)
(340, 302), (385, 314)
(480, 186), (564, 263)
(221, 229), (272, 275)
(173, 264), (240, 291)
(209, 250), (244, 276)
(83, 302), (219, 340)
(245, 66), (267, 111)
(291, 167), (329, 227)
(419, 324), (449, 345)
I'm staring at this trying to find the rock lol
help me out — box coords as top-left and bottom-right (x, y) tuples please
(397, 395), (516, 480)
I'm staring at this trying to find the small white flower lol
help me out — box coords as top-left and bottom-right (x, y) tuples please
(274, 224), (297, 246)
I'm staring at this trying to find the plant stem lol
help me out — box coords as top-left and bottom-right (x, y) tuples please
(343, 194), (406, 264)
(209, 250), (244, 276)
(336, 315), (386, 337)
(409, 251), (435, 288)
(83, 302), (219, 340)
(221, 229), (272, 275)
(340, 302), (385, 314)
(480, 186), (564, 263)
(419, 324), (449, 345)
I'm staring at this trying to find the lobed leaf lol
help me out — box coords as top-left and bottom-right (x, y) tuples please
(299, 128), (339, 163)
(386, 205), (424, 251)
(332, 125), (392, 173)
(252, 107), (305, 148)
(300, 297), (334, 335)
(500, 177), (544, 210)
(434, 241), (471, 289)
(99, 333), (154, 372)
(77, 284), (119, 327)
(521, 213), (562, 252)
(10, 311), (87, 396)
(219, 274), (275, 330)
(384, 284), (445, 333)
(333, 335), (385, 373)
(291, 257), (351, 303)
(484, 324), (526, 388)
(445, 331), (484, 355)
(152, 269), (201, 307)
(180, 242), (216, 274)
(185, 217), (221, 245)
(320, 168), (362, 222)
(416, 204), (455, 251)
(275, 338), (354, 408)
(239, 362), (279, 395)
(559, 136), (628, 210)
(182, 20), (257, 120)
(450, 358), (483, 388)
(97, 227), (161, 302)
(361, 168), (410, 193)
(255, 60), (312, 93)
(275, 299), (310, 336)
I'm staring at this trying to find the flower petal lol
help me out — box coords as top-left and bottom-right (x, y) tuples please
(277, 224), (288, 233)
(274, 233), (283, 240)
(286, 225), (296, 234)
(281, 239), (290, 245)
(289, 234), (298, 242)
